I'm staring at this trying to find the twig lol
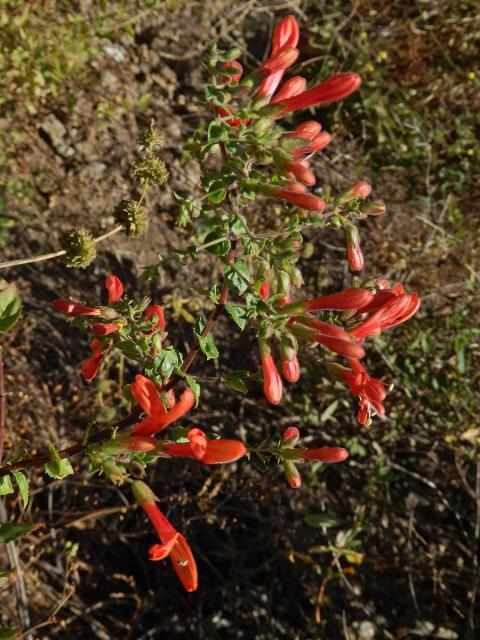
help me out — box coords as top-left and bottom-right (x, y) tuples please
(0, 501), (33, 639)
(0, 225), (123, 270)
(0, 350), (5, 464)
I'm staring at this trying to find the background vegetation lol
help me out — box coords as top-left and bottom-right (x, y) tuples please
(0, 1), (478, 638)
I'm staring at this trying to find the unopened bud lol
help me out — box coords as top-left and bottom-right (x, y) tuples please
(224, 47), (242, 61)
(344, 224), (364, 272)
(103, 459), (126, 485)
(351, 181), (372, 198)
(283, 426), (300, 445)
(283, 460), (302, 489)
(363, 200), (386, 216)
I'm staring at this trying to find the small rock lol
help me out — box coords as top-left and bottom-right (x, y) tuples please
(358, 620), (376, 639)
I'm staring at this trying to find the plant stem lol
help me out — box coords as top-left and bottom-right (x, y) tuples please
(0, 225), (123, 270)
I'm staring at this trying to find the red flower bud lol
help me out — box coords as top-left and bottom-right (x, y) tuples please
(344, 224), (364, 272)
(285, 120), (322, 141)
(279, 72), (361, 113)
(285, 159), (316, 186)
(105, 275), (124, 304)
(124, 436), (158, 452)
(293, 131), (332, 156)
(284, 459), (302, 488)
(347, 244), (364, 271)
(351, 181), (372, 198)
(272, 15), (300, 52)
(282, 355), (300, 382)
(53, 299), (100, 316)
(260, 47), (299, 75)
(259, 341), (283, 405)
(91, 322), (120, 336)
(271, 76), (307, 103)
(283, 426), (300, 445)
(364, 200), (386, 216)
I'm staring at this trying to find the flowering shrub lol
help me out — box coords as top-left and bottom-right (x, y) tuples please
(0, 16), (420, 593)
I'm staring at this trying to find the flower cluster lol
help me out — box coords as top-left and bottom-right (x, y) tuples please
(45, 14), (421, 595)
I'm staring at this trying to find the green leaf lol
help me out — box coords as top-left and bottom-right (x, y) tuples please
(207, 188), (227, 204)
(116, 340), (139, 360)
(0, 476), (14, 496)
(197, 333), (219, 360)
(207, 122), (224, 143)
(185, 375), (200, 406)
(203, 229), (230, 256)
(224, 370), (248, 393)
(0, 628), (18, 639)
(0, 281), (21, 333)
(12, 472), (28, 510)
(225, 303), (248, 330)
(44, 445), (74, 479)
(155, 348), (183, 379)
(320, 400), (339, 423)
(224, 259), (250, 296)
(0, 521), (36, 543)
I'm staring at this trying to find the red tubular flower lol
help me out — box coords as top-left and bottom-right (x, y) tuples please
(285, 159), (316, 186)
(279, 72), (361, 113)
(81, 352), (103, 381)
(271, 76), (307, 103)
(91, 322), (120, 336)
(258, 15), (300, 98)
(131, 375), (195, 436)
(132, 482), (198, 592)
(53, 299), (100, 316)
(260, 46), (299, 75)
(105, 275), (124, 304)
(292, 323), (365, 359)
(274, 188), (326, 212)
(342, 358), (387, 424)
(219, 60), (243, 83)
(351, 293), (421, 340)
(302, 287), (374, 311)
(297, 447), (349, 462)
(146, 304), (166, 331)
(163, 428), (246, 464)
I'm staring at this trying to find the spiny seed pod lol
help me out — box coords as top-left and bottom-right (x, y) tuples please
(131, 157), (169, 186)
(137, 121), (165, 155)
(61, 228), (96, 269)
(114, 200), (149, 237)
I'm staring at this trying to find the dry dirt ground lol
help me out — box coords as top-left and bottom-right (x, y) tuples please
(0, 1), (479, 639)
